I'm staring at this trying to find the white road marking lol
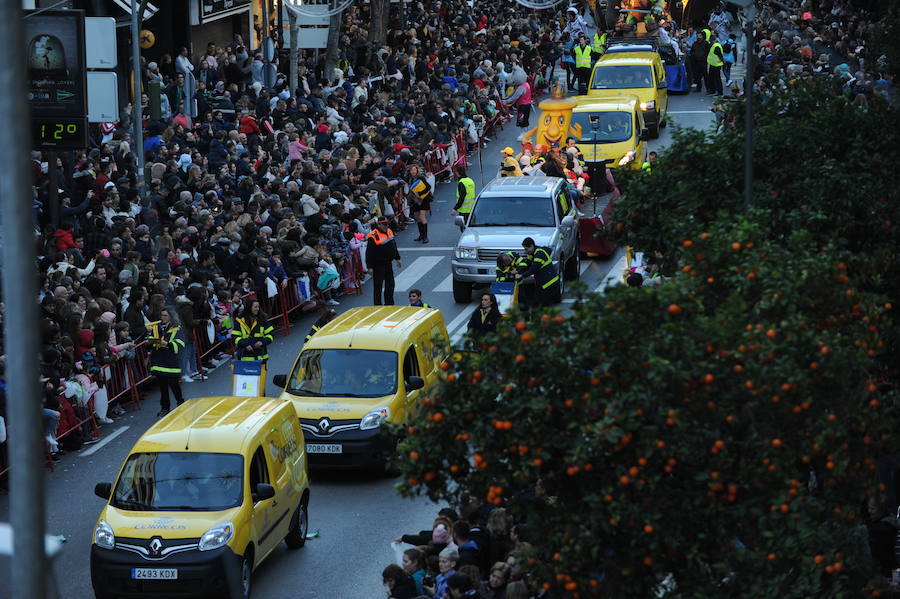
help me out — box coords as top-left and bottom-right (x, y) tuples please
(80, 426), (130, 457)
(444, 307), (474, 339)
(393, 256), (444, 291)
(398, 246), (454, 252)
(595, 254), (629, 293)
(580, 259), (593, 275)
(434, 273), (454, 293)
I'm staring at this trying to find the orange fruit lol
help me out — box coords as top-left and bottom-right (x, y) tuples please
(521, 332), (534, 342)
(682, 239), (693, 247)
(667, 304), (683, 316)
(643, 525), (654, 534)
(766, 329), (777, 338)
(409, 451), (420, 460)
(515, 354), (526, 364)
(432, 412), (444, 423)
(771, 438), (782, 448)
(731, 242), (742, 251)
(515, 321), (527, 331)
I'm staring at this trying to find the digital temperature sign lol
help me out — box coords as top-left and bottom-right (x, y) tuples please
(31, 117), (88, 149)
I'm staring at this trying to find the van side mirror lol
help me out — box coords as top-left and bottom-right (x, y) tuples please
(640, 130), (650, 141)
(561, 215), (576, 228)
(95, 482), (112, 500)
(272, 374), (287, 388)
(658, 79), (668, 89)
(454, 215), (466, 228)
(406, 376), (425, 391)
(254, 483), (276, 502)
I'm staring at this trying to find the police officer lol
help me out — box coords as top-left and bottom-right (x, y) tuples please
(408, 289), (431, 308)
(306, 309), (337, 343)
(453, 167), (477, 229)
(706, 34), (725, 96)
(232, 299), (274, 363)
(150, 307), (186, 417)
(516, 237), (561, 306)
(592, 30), (609, 62)
(366, 218), (402, 305)
(573, 34), (594, 94)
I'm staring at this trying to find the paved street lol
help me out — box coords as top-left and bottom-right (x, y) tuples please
(0, 89), (714, 599)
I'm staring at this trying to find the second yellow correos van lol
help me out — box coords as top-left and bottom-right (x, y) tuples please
(90, 396), (309, 599)
(588, 52), (669, 137)
(274, 306), (448, 469)
(572, 96), (648, 170)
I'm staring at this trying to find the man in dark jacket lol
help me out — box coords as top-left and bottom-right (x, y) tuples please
(365, 219), (402, 305)
(452, 521), (482, 569)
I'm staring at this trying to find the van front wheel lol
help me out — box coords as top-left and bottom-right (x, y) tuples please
(284, 500), (309, 549)
(227, 554), (253, 599)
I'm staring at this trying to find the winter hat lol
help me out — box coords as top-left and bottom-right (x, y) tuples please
(178, 153), (192, 171)
(100, 312), (117, 324)
(432, 524), (450, 545)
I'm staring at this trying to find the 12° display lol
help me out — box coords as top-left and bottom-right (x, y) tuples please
(32, 117), (87, 149)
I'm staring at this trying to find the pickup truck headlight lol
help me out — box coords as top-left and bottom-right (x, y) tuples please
(360, 407), (390, 430)
(455, 247), (477, 260)
(199, 522), (234, 552)
(94, 520), (115, 550)
(640, 100), (656, 111)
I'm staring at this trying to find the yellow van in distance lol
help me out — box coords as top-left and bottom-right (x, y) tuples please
(274, 306), (448, 469)
(588, 52), (669, 137)
(571, 96), (648, 170)
(90, 396), (309, 599)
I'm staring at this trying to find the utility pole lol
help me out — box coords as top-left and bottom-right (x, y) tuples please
(289, 8), (298, 96)
(3, 1), (46, 597)
(131, 0), (145, 195)
(743, 4), (756, 208)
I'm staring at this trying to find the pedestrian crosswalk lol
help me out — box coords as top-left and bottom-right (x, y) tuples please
(393, 256), (444, 292)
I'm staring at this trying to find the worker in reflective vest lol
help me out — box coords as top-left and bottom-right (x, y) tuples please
(150, 307), (186, 417)
(306, 309), (337, 343)
(408, 288), (431, 308)
(233, 299), (275, 362)
(706, 38), (725, 96)
(573, 36), (594, 94)
(516, 237), (561, 306)
(592, 31), (608, 61)
(366, 219), (402, 305)
(500, 147), (524, 176)
(453, 167), (477, 229)
(496, 251), (530, 282)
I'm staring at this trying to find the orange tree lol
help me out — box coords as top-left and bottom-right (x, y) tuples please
(393, 221), (899, 597)
(391, 81), (900, 596)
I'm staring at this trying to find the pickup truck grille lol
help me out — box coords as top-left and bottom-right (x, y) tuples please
(477, 248), (518, 263)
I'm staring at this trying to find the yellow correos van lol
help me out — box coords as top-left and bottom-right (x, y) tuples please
(572, 96), (648, 171)
(90, 396), (309, 599)
(588, 52), (668, 137)
(273, 306), (448, 469)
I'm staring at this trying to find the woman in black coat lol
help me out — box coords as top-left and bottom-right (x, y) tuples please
(382, 564), (418, 599)
(467, 293), (502, 337)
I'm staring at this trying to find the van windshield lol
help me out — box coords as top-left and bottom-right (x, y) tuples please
(112, 452), (243, 511)
(591, 65), (654, 89)
(287, 348), (398, 398)
(571, 111), (633, 143)
(468, 196), (555, 227)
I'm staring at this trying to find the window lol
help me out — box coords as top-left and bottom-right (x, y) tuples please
(286, 348), (398, 398)
(590, 65), (654, 90)
(249, 447), (269, 501)
(111, 452), (244, 512)
(570, 111), (634, 144)
(403, 346), (420, 384)
(467, 196), (555, 227)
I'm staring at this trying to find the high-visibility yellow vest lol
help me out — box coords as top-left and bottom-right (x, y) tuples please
(574, 44), (593, 68)
(457, 177), (476, 213)
(707, 42), (724, 67)
(592, 32), (607, 54)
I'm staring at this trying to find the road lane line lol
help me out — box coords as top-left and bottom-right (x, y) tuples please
(80, 426), (130, 457)
(580, 259), (593, 275)
(393, 256), (443, 291)
(444, 308), (473, 338)
(434, 274), (453, 293)
(398, 246), (454, 252)
(594, 254), (628, 293)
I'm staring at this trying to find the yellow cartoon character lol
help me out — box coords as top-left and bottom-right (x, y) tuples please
(522, 84), (584, 148)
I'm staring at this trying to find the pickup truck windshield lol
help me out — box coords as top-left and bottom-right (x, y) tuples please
(112, 452), (243, 511)
(468, 196), (555, 227)
(571, 112), (633, 143)
(591, 65), (654, 90)
(287, 348), (398, 398)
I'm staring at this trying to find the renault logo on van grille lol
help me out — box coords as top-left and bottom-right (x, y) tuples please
(318, 418), (332, 433)
(148, 537), (163, 557)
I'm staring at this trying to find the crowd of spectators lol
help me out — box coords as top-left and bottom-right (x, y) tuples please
(0, 0), (588, 471)
(385, 500), (543, 599)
